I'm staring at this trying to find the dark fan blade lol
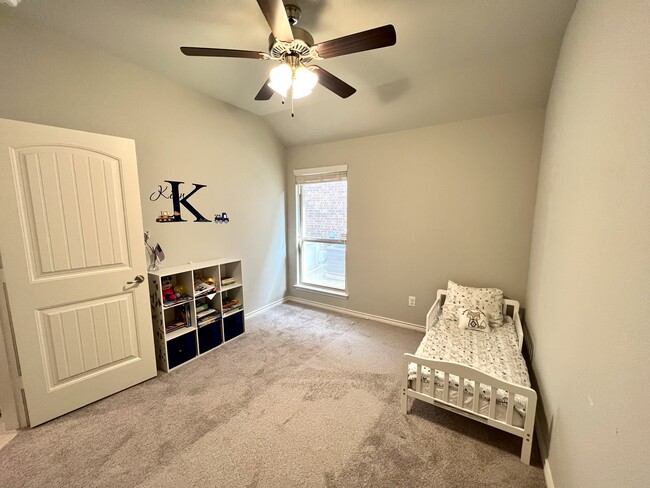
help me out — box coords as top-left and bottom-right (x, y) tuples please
(312, 66), (356, 98)
(256, 0), (294, 42)
(180, 47), (265, 59)
(255, 80), (274, 101)
(314, 24), (396, 59)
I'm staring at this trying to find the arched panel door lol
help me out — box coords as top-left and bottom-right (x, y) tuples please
(0, 118), (156, 426)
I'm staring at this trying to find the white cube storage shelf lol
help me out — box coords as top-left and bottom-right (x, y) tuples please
(148, 258), (245, 372)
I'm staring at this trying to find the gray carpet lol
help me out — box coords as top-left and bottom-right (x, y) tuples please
(0, 302), (545, 487)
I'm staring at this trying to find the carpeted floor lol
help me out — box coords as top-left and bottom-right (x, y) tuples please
(0, 302), (545, 487)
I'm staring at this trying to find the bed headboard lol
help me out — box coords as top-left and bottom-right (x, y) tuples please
(434, 290), (524, 350)
(435, 290), (520, 318)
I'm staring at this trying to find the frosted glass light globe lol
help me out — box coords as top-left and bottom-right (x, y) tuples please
(268, 63), (292, 98)
(292, 66), (318, 99)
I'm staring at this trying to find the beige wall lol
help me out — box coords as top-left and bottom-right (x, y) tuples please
(526, 1), (650, 485)
(287, 110), (545, 325)
(0, 18), (287, 313)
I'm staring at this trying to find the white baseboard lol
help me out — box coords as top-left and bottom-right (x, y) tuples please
(535, 411), (554, 488)
(286, 296), (425, 332)
(0, 422), (17, 452)
(245, 297), (288, 319)
(543, 457), (555, 488)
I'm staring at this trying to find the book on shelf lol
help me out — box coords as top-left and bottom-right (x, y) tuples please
(194, 283), (216, 297)
(222, 298), (242, 313)
(223, 305), (242, 314)
(198, 315), (221, 327)
(165, 322), (188, 333)
(163, 296), (191, 308)
(197, 308), (217, 319)
(165, 302), (191, 333)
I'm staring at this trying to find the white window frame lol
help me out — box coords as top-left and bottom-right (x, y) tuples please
(294, 165), (348, 298)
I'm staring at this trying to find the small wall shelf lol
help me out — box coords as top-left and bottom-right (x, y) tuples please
(148, 258), (245, 372)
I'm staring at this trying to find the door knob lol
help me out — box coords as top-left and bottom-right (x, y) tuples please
(127, 275), (145, 285)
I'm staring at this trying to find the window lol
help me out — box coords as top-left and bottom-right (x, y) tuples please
(294, 165), (348, 295)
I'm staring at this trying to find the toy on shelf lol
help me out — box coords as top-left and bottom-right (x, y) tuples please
(162, 276), (177, 304)
(173, 284), (191, 303)
(194, 275), (217, 297)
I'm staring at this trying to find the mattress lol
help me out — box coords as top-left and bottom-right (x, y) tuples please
(407, 314), (532, 420)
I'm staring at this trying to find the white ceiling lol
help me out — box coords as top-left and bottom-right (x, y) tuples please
(4, 0), (576, 146)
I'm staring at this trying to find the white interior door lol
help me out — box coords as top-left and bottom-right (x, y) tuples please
(0, 118), (156, 427)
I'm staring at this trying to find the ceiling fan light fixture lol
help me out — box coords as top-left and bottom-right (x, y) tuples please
(181, 0), (397, 106)
(291, 86), (311, 99)
(268, 62), (292, 97)
(293, 66), (318, 99)
(268, 62), (318, 100)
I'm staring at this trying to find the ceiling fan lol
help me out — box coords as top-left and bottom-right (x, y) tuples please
(180, 0), (396, 108)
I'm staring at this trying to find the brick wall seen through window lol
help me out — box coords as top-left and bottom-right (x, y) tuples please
(302, 181), (347, 240)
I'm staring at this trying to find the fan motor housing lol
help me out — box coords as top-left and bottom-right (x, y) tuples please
(268, 26), (314, 60)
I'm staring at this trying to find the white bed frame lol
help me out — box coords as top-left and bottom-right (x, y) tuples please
(401, 290), (538, 464)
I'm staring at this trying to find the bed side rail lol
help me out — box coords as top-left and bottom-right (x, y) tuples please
(401, 354), (537, 440)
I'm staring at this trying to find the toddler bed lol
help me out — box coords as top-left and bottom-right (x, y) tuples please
(401, 286), (537, 464)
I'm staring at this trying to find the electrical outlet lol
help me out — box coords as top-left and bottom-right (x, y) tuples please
(408, 296), (416, 307)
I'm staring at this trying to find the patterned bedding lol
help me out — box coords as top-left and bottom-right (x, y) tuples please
(407, 315), (531, 417)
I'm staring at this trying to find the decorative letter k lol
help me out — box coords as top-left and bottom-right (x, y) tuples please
(165, 180), (210, 222)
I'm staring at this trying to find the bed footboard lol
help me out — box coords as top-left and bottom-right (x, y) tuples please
(401, 353), (537, 464)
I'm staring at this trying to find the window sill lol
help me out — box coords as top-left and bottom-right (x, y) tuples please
(293, 283), (349, 299)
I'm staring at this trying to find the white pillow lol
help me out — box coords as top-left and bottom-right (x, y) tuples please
(442, 280), (504, 327)
(458, 308), (490, 333)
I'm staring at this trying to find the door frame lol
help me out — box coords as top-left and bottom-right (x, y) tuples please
(0, 264), (26, 430)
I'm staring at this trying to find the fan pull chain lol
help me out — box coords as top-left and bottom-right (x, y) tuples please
(291, 95), (295, 117)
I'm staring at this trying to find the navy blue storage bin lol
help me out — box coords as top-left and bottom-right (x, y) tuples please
(167, 332), (197, 369)
(198, 321), (222, 353)
(224, 312), (245, 341)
